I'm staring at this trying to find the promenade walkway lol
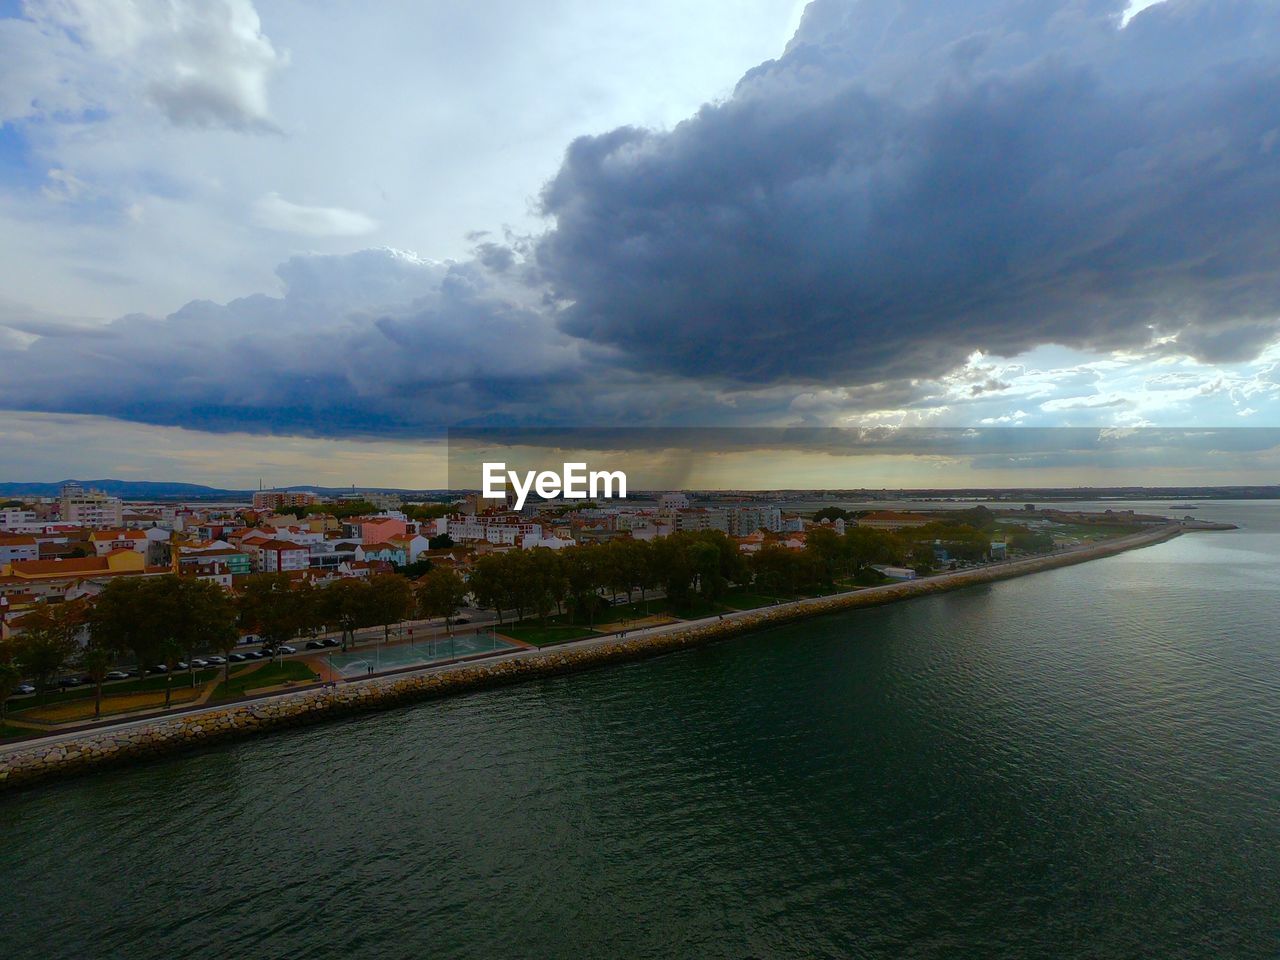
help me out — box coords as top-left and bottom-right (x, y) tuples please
(0, 524), (1180, 759)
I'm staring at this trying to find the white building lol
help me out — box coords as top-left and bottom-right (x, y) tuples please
(661, 508), (729, 533)
(59, 484), (123, 528)
(252, 539), (311, 572)
(447, 517), (543, 546)
(522, 533), (576, 550)
(872, 565), (918, 580)
(0, 508), (38, 531)
(729, 505), (782, 536)
(659, 492), (691, 510)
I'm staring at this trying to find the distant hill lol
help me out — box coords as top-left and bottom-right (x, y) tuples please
(0, 479), (244, 499)
(0, 480), (455, 500)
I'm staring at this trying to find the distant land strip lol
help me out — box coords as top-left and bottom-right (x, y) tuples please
(0, 524), (1184, 792)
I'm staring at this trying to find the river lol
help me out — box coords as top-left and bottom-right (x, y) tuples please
(2, 501), (1277, 959)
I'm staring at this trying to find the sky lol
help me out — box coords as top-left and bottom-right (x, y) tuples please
(2, 0), (1279, 489)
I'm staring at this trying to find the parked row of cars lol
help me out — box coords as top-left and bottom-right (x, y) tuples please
(16, 639), (342, 697)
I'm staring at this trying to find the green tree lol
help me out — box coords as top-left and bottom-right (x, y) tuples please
(560, 545), (604, 626)
(751, 545), (799, 597)
(399, 558), (435, 579)
(320, 578), (377, 649)
(88, 578), (162, 680)
(404, 503), (451, 521)
(1008, 526), (1054, 554)
(78, 642), (116, 719)
(237, 573), (307, 653)
(0, 645), (21, 724)
(366, 574), (415, 645)
(93, 577), (238, 707)
(806, 526), (842, 587)
(415, 568), (468, 629)
(468, 554), (510, 624)
(169, 578), (238, 690)
(12, 602), (85, 701)
(812, 506), (850, 523)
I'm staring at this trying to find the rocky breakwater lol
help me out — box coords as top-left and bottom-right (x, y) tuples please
(0, 525), (1180, 792)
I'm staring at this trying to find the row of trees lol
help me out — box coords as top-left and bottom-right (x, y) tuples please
(466, 532), (749, 625)
(465, 515), (1030, 626)
(0, 567), (473, 714)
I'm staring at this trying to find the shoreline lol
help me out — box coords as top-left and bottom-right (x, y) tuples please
(0, 524), (1182, 792)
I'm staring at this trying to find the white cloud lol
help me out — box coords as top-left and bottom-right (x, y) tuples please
(3, 0), (286, 129)
(252, 192), (378, 237)
(40, 168), (87, 201)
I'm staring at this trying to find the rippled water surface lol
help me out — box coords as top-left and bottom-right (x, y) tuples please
(3, 502), (1279, 959)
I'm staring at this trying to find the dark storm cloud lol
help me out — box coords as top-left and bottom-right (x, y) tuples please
(537, 0), (1280, 386)
(4, 0), (1280, 444)
(0, 249), (592, 437)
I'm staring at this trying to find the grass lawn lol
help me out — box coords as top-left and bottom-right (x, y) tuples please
(0, 722), (34, 740)
(594, 596), (732, 622)
(501, 623), (600, 647)
(16, 688), (204, 724)
(212, 660), (318, 700)
(9, 670), (222, 713)
(720, 589), (790, 610)
(1045, 522), (1144, 542)
(25, 670), (222, 706)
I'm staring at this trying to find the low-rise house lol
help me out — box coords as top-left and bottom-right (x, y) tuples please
(389, 533), (431, 564)
(179, 543), (253, 576)
(89, 529), (150, 557)
(0, 550), (161, 602)
(0, 534), (39, 565)
(345, 514), (417, 544)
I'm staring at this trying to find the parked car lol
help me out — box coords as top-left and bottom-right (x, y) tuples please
(190, 658), (209, 669)
(305, 640), (325, 650)
(57, 676), (83, 688)
(174, 661), (190, 671)
(246, 650), (265, 660)
(228, 653), (247, 663)
(105, 670), (130, 681)
(278, 645), (297, 655)
(149, 664), (169, 674)
(206, 655), (226, 665)
(322, 637), (341, 647)
(15, 683), (36, 696)
(453, 618), (470, 625)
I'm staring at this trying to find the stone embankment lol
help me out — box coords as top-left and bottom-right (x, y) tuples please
(0, 525), (1179, 792)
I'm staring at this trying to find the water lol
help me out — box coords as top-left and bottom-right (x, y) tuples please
(2, 502), (1278, 959)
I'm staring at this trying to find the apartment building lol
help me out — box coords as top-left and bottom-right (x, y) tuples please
(251, 490), (319, 512)
(59, 483), (123, 528)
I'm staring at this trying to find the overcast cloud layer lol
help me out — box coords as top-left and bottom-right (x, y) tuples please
(2, 0), (1280, 467)
(539, 0), (1280, 385)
